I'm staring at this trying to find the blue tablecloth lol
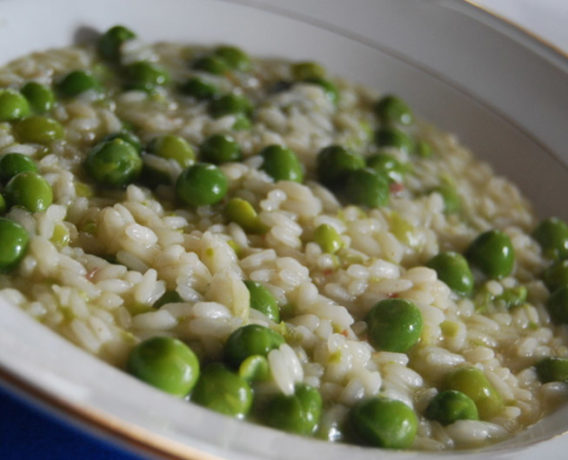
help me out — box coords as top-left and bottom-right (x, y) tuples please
(0, 385), (142, 460)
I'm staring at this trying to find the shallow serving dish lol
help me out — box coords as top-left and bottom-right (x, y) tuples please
(1, 0), (568, 458)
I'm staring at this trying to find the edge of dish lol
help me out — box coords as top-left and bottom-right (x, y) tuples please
(463, 0), (568, 63)
(1, 1), (568, 459)
(0, 364), (222, 460)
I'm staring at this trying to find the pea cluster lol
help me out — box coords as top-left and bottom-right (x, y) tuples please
(0, 80), (60, 273)
(424, 217), (568, 387)
(128, 288), (429, 447)
(530, 217), (568, 380)
(87, 25), (387, 234)
(349, 292), (510, 448)
(0, 26), (184, 279)
(289, 61), (339, 104)
(127, 285), (324, 434)
(130, 276), (511, 448)
(141, 264), (474, 448)
(309, 92), (452, 213)
(83, 27), (339, 213)
(356, 299), (503, 444)
(184, 45), (256, 129)
(358, 298), (503, 446)
(87, 26), (450, 229)
(425, 217), (568, 384)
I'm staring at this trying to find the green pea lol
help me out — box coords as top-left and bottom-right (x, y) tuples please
(444, 367), (503, 420)
(543, 259), (568, 293)
(209, 93), (253, 118)
(244, 280), (279, 322)
(291, 61), (326, 80)
(262, 384), (322, 436)
(123, 61), (170, 92)
(238, 354), (269, 382)
(98, 25), (136, 61)
(153, 290), (182, 309)
(200, 134), (242, 164)
(344, 168), (389, 208)
(466, 229), (515, 279)
(214, 45), (251, 72)
(316, 145), (365, 187)
(415, 140), (433, 158)
(126, 336), (199, 397)
(179, 77), (219, 100)
(348, 397), (417, 449)
(0, 194), (5, 214)
(5, 171), (53, 213)
(496, 285), (527, 309)
(232, 114), (251, 131)
(225, 198), (267, 234)
(313, 224), (343, 254)
(0, 153), (38, 184)
(535, 357), (568, 383)
(21, 82), (55, 113)
(374, 95), (413, 126)
(546, 285), (568, 324)
(260, 144), (303, 183)
(175, 163), (227, 207)
(425, 390), (479, 426)
(85, 138), (142, 187)
(57, 70), (100, 97)
(102, 130), (142, 153)
(0, 217), (29, 271)
(224, 324), (284, 368)
(148, 135), (195, 167)
(192, 55), (230, 75)
(426, 252), (474, 297)
(14, 116), (64, 145)
(366, 298), (423, 352)
(533, 217), (568, 261)
(366, 153), (405, 184)
(375, 127), (414, 154)
(303, 77), (338, 105)
(91, 62), (115, 86)
(0, 89), (31, 121)
(191, 363), (253, 418)
(433, 184), (461, 214)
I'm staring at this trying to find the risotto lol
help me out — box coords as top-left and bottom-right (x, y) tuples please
(0, 25), (567, 451)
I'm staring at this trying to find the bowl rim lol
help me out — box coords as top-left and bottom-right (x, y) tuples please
(1, 0), (567, 459)
(464, 0), (568, 63)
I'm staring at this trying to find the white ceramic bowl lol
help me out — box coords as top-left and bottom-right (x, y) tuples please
(1, 0), (568, 458)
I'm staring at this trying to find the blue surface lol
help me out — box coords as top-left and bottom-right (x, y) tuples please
(0, 385), (142, 460)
